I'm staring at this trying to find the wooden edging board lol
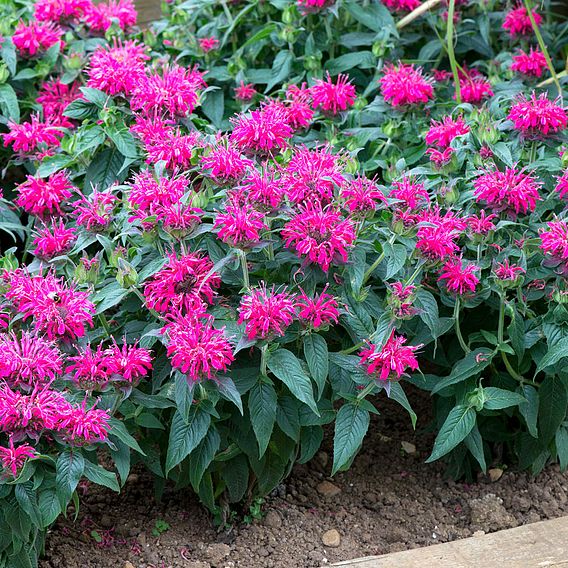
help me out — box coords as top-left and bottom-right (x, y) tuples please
(330, 516), (568, 567)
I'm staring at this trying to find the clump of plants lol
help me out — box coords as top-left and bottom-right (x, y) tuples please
(0, 0), (567, 565)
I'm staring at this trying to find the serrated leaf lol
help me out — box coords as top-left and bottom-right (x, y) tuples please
(189, 427), (220, 491)
(464, 424), (486, 472)
(383, 242), (407, 280)
(536, 337), (568, 373)
(39, 489), (61, 528)
(303, 334), (328, 399)
(538, 376), (567, 444)
(298, 425), (324, 464)
(432, 349), (494, 394)
(248, 380), (277, 458)
(56, 450), (85, 509)
(276, 396), (301, 442)
(388, 382), (416, 428)
(426, 405), (476, 462)
(556, 427), (568, 472)
(216, 376), (243, 414)
(519, 385), (539, 438)
(0, 83), (19, 122)
(483, 387), (526, 410)
(221, 454), (249, 503)
(83, 461), (120, 492)
(332, 403), (369, 475)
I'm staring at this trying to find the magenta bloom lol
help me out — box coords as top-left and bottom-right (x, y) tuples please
(540, 220), (568, 262)
(214, 202), (267, 248)
(416, 225), (460, 261)
(390, 176), (429, 210)
(297, 0), (334, 12)
(57, 400), (110, 445)
(16, 171), (75, 218)
(66, 343), (110, 390)
(282, 203), (356, 272)
(458, 74), (493, 104)
(466, 210), (497, 236)
(494, 260), (525, 281)
(36, 79), (80, 124)
(380, 63), (434, 107)
(162, 313), (234, 382)
(511, 48), (547, 78)
(127, 171), (187, 219)
(311, 73), (356, 115)
(555, 171), (568, 200)
(502, 5), (541, 37)
(131, 65), (206, 117)
(508, 93), (567, 137)
(104, 339), (152, 384)
(238, 284), (296, 340)
(425, 116), (469, 149)
(3, 114), (65, 159)
(201, 143), (253, 184)
(12, 20), (63, 58)
(235, 81), (257, 103)
(383, 0), (420, 11)
(341, 176), (386, 213)
(34, 0), (92, 24)
(0, 331), (63, 390)
(33, 220), (76, 260)
(73, 188), (117, 232)
(143, 252), (220, 314)
(296, 288), (339, 329)
(199, 37), (219, 52)
(359, 331), (420, 382)
(84, 0), (137, 32)
(427, 147), (454, 168)
(87, 39), (149, 96)
(159, 202), (202, 236)
(473, 167), (541, 216)
(0, 438), (37, 477)
(230, 104), (294, 154)
(239, 168), (284, 211)
(283, 145), (345, 204)
(438, 258), (479, 295)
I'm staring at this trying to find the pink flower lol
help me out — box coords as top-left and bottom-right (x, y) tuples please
(57, 399), (110, 445)
(426, 147), (454, 168)
(238, 284), (296, 340)
(238, 168), (284, 211)
(359, 331), (420, 381)
(199, 37), (219, 52)
(0, 331), (63, 390)
(3, 114), (65, 159)
(36, 79), (80, 124)
(104, 339), (152, 384)
(34, 0), (92, 24)
(388, 282), (417, 319)
(380, 63), (434, 107)
(15, 171), (75, 218)
(159, 202), (202, 236)
(494, 260), (525, 281)
(12, 20), (63, 58)
(466, 211), (497, 235)
(285, 84), (315, 130)
(457, 71), (493, 103)
(131, 65), (206, 118)
(73, 188), (117, 232)
(511, 48), (547, 78)
(201, 142), (253, 183)
(556, 171), (568, 200)
(143, 252), (220, 314)
(283, 145), (345, 204)
(214, 202), (267, 248)
(473, 167), (541, 215)
(503, 5), (541, 38)
(416, 225), (460, 261)
(390, 176), (429, 210)
(341, 176), (386, 213)
(540, 220), (568, 262)
(296, 287), (339, 329)
(230, 104), (294, 154)
(438, 257), (479, 295)
(425, 116), (469, 149)
(33, 219), (76, 260)
(235, 81), (257, 103)
(162, 313), (234, 382)
(0, 438), (37, 477)
(508, 92), (567, 137)
(282, 203), (356, 272)
(297, 0), (334, 12)
(67, 344), (110, 390)
(87, 39), (149, 96)
(383, 0), (420, 11)
(311, 73), (356, 115)
(84, 0), (137, 32)
(127, 171), (187, 220)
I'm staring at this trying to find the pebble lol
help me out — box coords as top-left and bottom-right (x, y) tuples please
(316, 451), (329, 469)
(473, 530), (486, 537)
(488, 468), (504, 482)
(124, 562), (135, 568)
(321, 529), (341, 548)
(401, 441), (416, 454)
(317, 480), (341, 497)
(263, 510), (282, 529)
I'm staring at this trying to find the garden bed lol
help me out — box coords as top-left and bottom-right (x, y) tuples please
(40, 388), (568, 568)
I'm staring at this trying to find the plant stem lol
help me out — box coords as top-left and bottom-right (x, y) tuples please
(406, 259), (426, 287)
(260, 343), (268, 377)
(238, 249), (250, 290)
(362, 251), (385, 285)
(497, 294), (526, 384)
(453, 298), (470, 354)
(357, 381), (377, 400)
(447, 0), (461, 105)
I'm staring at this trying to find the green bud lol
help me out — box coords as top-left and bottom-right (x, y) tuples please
(282, 5), (297, 24)
(353, 97), (367, 111)
(303, 55), (321, 72)
(0, 64), (9, 84)
(371, 41), (386, 58)
(116, 258), (138, 288)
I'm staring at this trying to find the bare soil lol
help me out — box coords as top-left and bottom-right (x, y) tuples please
(40, 388), (568, 568)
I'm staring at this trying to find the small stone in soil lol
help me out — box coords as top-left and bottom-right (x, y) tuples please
(488, 468), (504, 482)
(317, 481), (341, 498)
(263, 510), (282, 529)
(321, 529), (341, 548)
(123, 562), (135, 568)
(401, 441), (416, 454)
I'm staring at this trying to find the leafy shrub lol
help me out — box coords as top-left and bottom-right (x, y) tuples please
(0, 0), (568, 565)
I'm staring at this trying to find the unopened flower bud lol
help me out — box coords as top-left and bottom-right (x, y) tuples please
(116, 258), (138, 288)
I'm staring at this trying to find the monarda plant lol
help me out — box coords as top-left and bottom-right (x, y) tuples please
(0, 0), (568, 565)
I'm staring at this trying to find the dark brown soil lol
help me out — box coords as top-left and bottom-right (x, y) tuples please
(40, 388), (568, 568)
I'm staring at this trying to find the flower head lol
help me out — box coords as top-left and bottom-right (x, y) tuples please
(73, 188), (117, 232)
(311, 73), (356, 115)
(540, 220), (568, 262)
(425, 116), (469, 149)
(238, 168), (284, 211)
(84, 0), (137, 32)
(57, 399), (110, 445)
(238, 284), (296, 340)
(235, 81), (257, 103)
(36, 79), (80, 124)
(503, 5), (541, 38)
(104, 339), (152, 384)
(457, 71), (493, 103)
(438, 257), (479, 295)
(66, 343), (109, 390)
(201, 142), (253, 184)
(383, 0), (420, 11)
(0, 439), (37, 477)
(508, 92), (567, 137)
(296, 287), (339, 329)
(380, 63), (434, 107)
(199, 37), (219, 52)
(390, 176), (429, 210)
(494, 260), (525, 281)
(359, 331), (420, 381)
(416, 224), (460, 261)
(282, 203), (356, 272)
(341, 176), (386, 213)
(16, 171), (75, 218)
(511, 48), (547, 78)
(12, 20), (63, 57)
(34, 0), (93, 23)
(33, 219), (76, 260)
(555, 171), (568, 200)
(3, 114), (65, 159)
(214, 202), (267, 248)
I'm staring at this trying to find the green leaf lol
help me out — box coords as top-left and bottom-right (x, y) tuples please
(216, 376), (243, 414)
(426, 405), (476, 462)
(538, 376), (567, 444)
(248, 379), (277, 458)
(56, 450), (85, 509)
(175, 372), (195, 423)
(265, 50), (293, 92)
(63, 98), (98, 120)
(0, 38), (16, 75)
(388, 382), (416, 428)
(332, 403), (370, 475)
(536, 337), (568, 373)
(0, 83), (19, 122)
(303, 334), (328, 399)
(92, 280), (128, 314)
(165, 407), (211, 475)
(80, 87), (109, 107)
(346, 2), (396, 33)
(464, 424), (486, 472)
(15, 482), (41, 527)
(221, 454), (249, 503)
(201, 89), (225, 128)
(38, 489), (61, 528)
(415, 289), (441, 339)
(84, 147), (128, 191)
(108, 418), (145, 455)
(483, 387), (526, 410)
(556, 426), (568, 472)
(383, 242), (407, 279)
(519, 385), (539, 438)
(276, 396), (301, 442)
(106, 126), (138, 158)
(325, 51), (376, 74)
(36, 154), (73, 177)
(432, 349), (494, 394)
(189, 427), (220, 491)
(299, 425), (324, 464)
(267, 349), (318, 415)
(83, 461), (120, 492)
(75, 125), (106, 154)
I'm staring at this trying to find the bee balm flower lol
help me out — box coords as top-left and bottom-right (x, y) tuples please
(310, 73), (356, 115)
(508, 93), (567, 137)
(380, 63), (434, 107)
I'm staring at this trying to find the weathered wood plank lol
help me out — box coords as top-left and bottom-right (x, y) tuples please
(331, 516), (568, 568)
(135, 0), (161, 25)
